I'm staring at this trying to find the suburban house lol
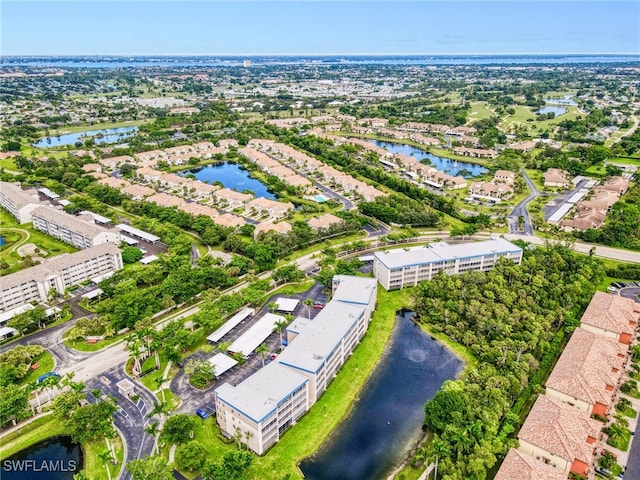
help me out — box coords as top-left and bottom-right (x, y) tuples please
(468, 181), (513, 201)
(214, 213), (245, 228)
(579, 291), (640, 345)
(253, 221), (292, 238)
(98, 176), (131, 189)
(245, 197), (294, 219)
(452, 147), (497, 159)
(178, 202), (219, 220)
(543, 168), (571, 188)
(517, 394), (600, 477)
(308, 213), (344, 230)
(146, 193), (185, 208)
(600, 176), (630, 196)
(121, 184), (156, 200)
(495, 448), (567, 480)
(213, 188), (252, 209)
(544, 327), (627, 417)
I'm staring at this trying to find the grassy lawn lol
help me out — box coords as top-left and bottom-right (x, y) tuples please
(0, 414), (67, 459)
(17, 350), (55, 387)
(259, 280), (315, 305)
(63, 333), (124, 352)
(467, 101), (496, 122)
(523, 168), (547, 192)
(609, 156), (640, 166)
(82, 434), (125, 480)
(0, 157), (18, 170)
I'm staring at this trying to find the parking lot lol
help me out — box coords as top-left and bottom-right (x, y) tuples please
(608, 282), (640, 303)
(170, 282), (329, 415)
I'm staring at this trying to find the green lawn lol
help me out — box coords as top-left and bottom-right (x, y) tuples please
(468, 102), (496, 122)
(0, 157), (18, 171)
(609, 156), (640, 166)
(0, 414), (66, 460)
(63, 334), (124, 352)
(82, 434), (125, 480)
(17, 351), (55, 387)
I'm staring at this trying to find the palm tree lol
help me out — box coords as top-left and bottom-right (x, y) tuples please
(607, 422), (627, 446)
(154, 376), (167, 403)
(98, 450), (113, 480)
(268, 302), (279, 313)
(126, 334), (144, 376)
(256, 343), (269, 367)
(145, 422), (160, 455)
(303, 298), (314, 320)
(275, 320), (287, 346)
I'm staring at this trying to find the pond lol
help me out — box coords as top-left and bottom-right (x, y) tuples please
(34, 126), (138, 148)
(543, 94), (577, 106)
(1, 436), (84, 480)
(0, 236), (5, 247)
(536, 105), (567, 116)
(373, 140), (488, 177)
(182, 162), (277, 200)
(300, 310), (462, 480)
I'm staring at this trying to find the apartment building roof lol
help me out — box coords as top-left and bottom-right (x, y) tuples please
(0, 242), (121, 292)
(374, 238), (522, 270)
(518, 394), (600, 467)
(98, 176), (131, 189)
(146, 193), (185, 207)
(580, 291), (640, 337)
(545, 327), (626, 407)
(332, 275), (377, 307)
(495, 448), (567, 480)
(179, 202), (219, 219)
(215, 362), (308, 423)
(254, 221), (292, 237)
(543, 168), (570, 185)
(246, 197), (294, 212)
(31, 206), (110, 239)
(214, 213), (245, 228)
(0, 182), (40, 209)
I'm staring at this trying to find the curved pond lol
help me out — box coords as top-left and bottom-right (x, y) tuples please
(35, 126), (138, 148)
(373, 140), (487, 177)
(300, 310), (462, 480)
(536, 105), (567, 116)
(1, 435), (83, 480)
(183, 161), (277, 199)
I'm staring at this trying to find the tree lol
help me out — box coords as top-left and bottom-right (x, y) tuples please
(127, 456), (173, 480)
(303, 298), (314, 320)
(202, 450), (254, 480)
(145, 422), (160, 456)
(175, 440), (207, 472)
(184, 359), (215, 389)
(162, 414), (196, 445)
(0, 384), (31, 427)
(275, 320), (288, 346)
(121, 247), (143, 264)
(98, 450), (113, 480)
(256, 343), (269, 367)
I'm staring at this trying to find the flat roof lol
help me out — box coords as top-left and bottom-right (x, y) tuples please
(0, 304), (35, 324)
(373, 237), (522, 270)
(207, 307), (255, 343)
(277, 302), (365, 374)
(116, 224), (160, 243)
(215, 362), (308, 423)
(228, 312), (284, 357)
(332, 275), (377, 306)
(139, 255), (159, 264)
(32, 206), (110, 240)
(547, 203), (573, 223)
(274, 297), (299, 312)
(207, 352), (238, 377)
(91, 271), (115, 284)
(120, 235), (139, 245)
(82, 288), (103, 299)
(79, 210), (111, 224)
(44, 306), (61, 317)
(567, 188), (590, 204)
(0, 326), (18, 338)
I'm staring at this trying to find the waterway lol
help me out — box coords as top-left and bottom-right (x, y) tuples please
(34, 126), (138, 148)
(1, 436), (84, 480)
(183, 161), (277, 199)
(536, 105), (567, 116)
(373, 140), (488, 177)
(300, 310), (463, 480)
(543, 94), (578, 106)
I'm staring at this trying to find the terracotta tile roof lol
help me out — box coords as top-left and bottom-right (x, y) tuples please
(121, 184), (155, 198)
(146, 193), (185, 207)
(308, 213), (344, 230)
(495, 448), (567, 480)
(178, 202), (218, 219)
(580, 291), (640, 337)
(518, 394), (600, 467)
(254, 221), (292, 237)
(545, 327), (627, 407)
(98, 177), (131, 189)
(214, 213), (245, 228)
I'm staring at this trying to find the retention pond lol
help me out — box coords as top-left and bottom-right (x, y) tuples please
(300, 310), (462, 480)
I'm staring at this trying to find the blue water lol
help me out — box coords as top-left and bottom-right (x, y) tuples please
(183, 162), (277, 199)
(0, 236), (5, 247)
(300, 311), (463, 480)
(543, 95), (578, 106)
(34, 126), (138, 148)
(537, 105), (567, 116)
(373, 140), (487, 177)
(2, 436), (83, 480)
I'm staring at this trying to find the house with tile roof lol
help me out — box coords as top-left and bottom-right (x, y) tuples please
(495, 448), (568, 480)
(579, 291), (640, 345)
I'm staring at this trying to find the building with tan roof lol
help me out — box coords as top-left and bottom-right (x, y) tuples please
(146, 193), (185, 208)
(409, 133), (440, 146)
(246, 197), (294, 219)
(0, 181), (43, 224)
(545, 327), (627, 416)
(580, 291), (640, 345)
(495, 448), (567, 480)
(507, 140), (537, 152)
(134, 150), (165, 163)
(121, 184), (155, 200)
(98, 177), (131, 189)
(600, 176), (629, 196)
(253, 221), (292, 238)
(99, 155), (134, 171)
(86, 172), (108, 180)
(179, 202), (219, 219)
(493, 170), (516, 185)
(517, 394), (600, 477)
(560, 207), (606, 231)
(214, 213), (245, 228)
(214, 188), (252, 209)
(543, 168), (571, 188)
(468, 181), (513, 201)
(81, 163), (102, 173)
(308, 213), (344, 230)
(452, 147), (498, 159)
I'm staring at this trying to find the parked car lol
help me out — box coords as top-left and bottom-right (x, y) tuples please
(313, 303), (324, 309)
(196, 408), (209, 419)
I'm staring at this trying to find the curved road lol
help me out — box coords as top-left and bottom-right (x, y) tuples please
(507, 169), (540, 236)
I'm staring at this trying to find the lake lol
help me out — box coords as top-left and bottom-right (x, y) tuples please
(536, 106), (567, 116)
(1, 436), (84, 480)
(543, 94), (578, 106)
(300, 311), (462, 480)
(35, 126), (138, 148)
(183, 162), (276, 200)
(373, 140), (487, 177)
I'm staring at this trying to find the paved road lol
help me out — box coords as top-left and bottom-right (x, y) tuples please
(507, 169), (539, 236)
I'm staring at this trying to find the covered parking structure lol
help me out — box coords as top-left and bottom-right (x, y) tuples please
(274, 297), (299, 313)
(207, 353), (239, 378)
(228, 313), (284, 358)
(207, 307), (255, 344)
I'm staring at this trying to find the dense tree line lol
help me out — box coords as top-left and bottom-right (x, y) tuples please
(574, 181), (640, 251)
(413, 244), (604, 479)
(359, 194), (441, 227)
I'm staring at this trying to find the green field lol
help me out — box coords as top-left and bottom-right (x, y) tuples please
(17, 351), (55, 387)
(499, 105), (580, 135)
(467, 101), (496, 122)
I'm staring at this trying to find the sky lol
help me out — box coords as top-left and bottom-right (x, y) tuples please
(1, 1), (639, 56)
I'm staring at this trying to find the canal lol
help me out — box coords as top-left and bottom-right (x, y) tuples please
(300, 310), (462, 480)
(1, 436), (84, 480)
(372, 140), (487, 177)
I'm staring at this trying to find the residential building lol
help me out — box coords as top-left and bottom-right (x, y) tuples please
(600, 176), (629, 196)
(517, 394), (600, 477)
(579, 291), (640, 345)
(0, 243), (123, 312)
(543, 168), (570, 188)
(121, 184), (155, 200)
(214, 362), (309, 455)
(452, 147), (497, 159)
(373, 238), (523, 290)
(545, 327), (627, 417)
(308, 213), (344, 230)
(214, 188), (252, 209)
(31, 206), (120, 249)
(253, 221), (292, 238)
(178, 202), (219, 220)
(493, 170), (516, 185)
(494, 448), (567, 480)
(98, 176), (131, 189)
(0, 181), (42, 223)
(468, 181), (513, 201)
(214, 213), (245, 228)
(146, 193), (185, 208)
(245, 197), (293, 219)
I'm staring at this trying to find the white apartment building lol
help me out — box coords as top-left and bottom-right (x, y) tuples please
(0, 181), (42, 224)
(373, 238), (523, 290)
(31, 206), (120, 249)
(0, 243), (123, 312)
(214, 275), (377, 455)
